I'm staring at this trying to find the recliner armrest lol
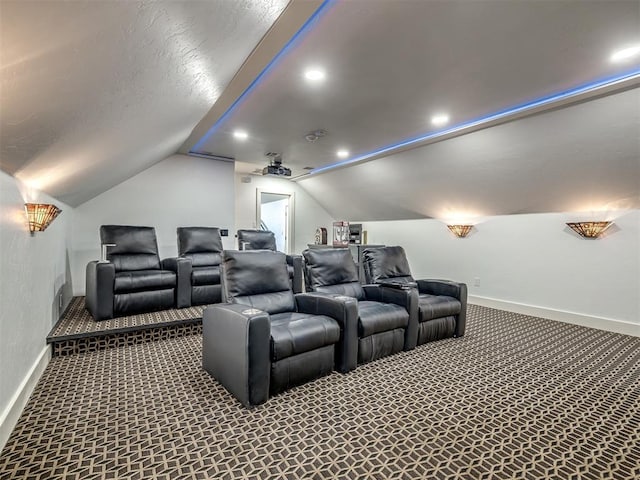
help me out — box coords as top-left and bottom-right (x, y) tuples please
(362, 284), (417, 309)
(162, 257), (192, 308)
(416, 279), (465, 299)
(416, 280), (468, 338)
(363, 284), (420, 350)
(286, 254), (304, 293)
(85, 261), (115, 321)
(378, 280), (418, 290)
(295, 292), (359, 373)
(202, 303), (271, 407)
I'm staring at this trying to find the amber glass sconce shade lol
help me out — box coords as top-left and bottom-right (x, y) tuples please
(566, 221), (612, 239)
(447, 225), (473, 238)
(25, 203), (62, 235)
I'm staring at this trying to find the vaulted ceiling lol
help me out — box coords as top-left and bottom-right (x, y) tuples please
(1, 0), (639, 215)
(186, 0), (640, 180)
(298, 88), (640, 221)
(0, 0), (290, 206)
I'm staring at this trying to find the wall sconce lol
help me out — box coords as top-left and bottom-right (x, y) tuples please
(566, 221), (612, 239)
(447, 225), (473, 238)
(25, 203), (62, 236)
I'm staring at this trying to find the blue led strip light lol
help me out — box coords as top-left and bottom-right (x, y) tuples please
(309, 68), (640, 175)
(190, 0), (336, 154)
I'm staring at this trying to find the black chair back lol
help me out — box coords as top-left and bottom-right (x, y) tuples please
(100, 225), (160, 272)
(222, 250), (295, 314)
(178, 227), (223, 267)
(302, 248), (365, 300)
(362, 246), (415, 284)
(237, 229), (277, 251)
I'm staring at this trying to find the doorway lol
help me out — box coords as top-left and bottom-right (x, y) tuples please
(256, 190), (294, 253)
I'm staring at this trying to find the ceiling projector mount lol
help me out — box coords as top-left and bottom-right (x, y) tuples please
(262, 152), (291, 177)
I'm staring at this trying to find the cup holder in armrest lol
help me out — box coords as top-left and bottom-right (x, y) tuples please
(378, 280), (418, 290)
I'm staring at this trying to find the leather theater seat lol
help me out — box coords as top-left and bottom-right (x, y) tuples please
(202, 250), (359, 407)
(362, 245), (467, 345)
(236, 229), (303, 293)
(165, 227), (224, 307)
(85, 225), (177, 321)
(302, 248), (419, 365)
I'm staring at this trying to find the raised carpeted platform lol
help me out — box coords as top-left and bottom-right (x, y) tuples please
(47, 297), (205, 356)
(2, 305), (638, 479)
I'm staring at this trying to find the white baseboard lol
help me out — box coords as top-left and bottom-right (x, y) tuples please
(0, 345), (51, 451)
(469, 295), (639, 337)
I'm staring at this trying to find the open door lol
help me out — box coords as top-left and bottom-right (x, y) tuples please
(256, 190), (294, 253)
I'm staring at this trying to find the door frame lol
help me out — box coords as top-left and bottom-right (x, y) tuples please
(256, 189), (295, 253)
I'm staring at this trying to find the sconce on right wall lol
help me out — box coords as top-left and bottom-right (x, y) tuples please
(447, 225), (473, 238)
(566, 221), (613, 239)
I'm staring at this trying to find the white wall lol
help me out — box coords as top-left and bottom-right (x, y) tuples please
(362, 210), (640, 332)
(0, 171), (73, 448)
(235, 174), (335, 254)
(71, 154), (235, 295)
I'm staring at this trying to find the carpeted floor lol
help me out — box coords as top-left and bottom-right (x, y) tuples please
(1, 305), (638, 480)
(49, 297), (204, 338)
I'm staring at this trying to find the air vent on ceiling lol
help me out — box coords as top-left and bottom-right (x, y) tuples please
(304, 129), (328, 143)
(189, 152), (235, 162)
(303, 166), (315, 170)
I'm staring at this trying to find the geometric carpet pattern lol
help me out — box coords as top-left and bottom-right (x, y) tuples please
(2, 305), (639, 480)
(47, 297), (205, 357)
(48, 297), (204, 338)
(50, 322), (203, 357)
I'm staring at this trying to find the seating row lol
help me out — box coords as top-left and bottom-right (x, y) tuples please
(203, 246), (467, 407)
(85, 225), (302, 321)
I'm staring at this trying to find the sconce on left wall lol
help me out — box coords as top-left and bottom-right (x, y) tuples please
(25, 203), (62, 236)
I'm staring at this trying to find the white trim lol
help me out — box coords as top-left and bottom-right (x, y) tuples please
(469, 295), (639, 337)
(0, 345), (51, 451)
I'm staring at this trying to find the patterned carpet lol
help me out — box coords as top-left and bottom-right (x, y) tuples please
(2, 305), (639, 480)
(49, 297), (204, 338)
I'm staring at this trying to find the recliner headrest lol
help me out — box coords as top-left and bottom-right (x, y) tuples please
(302, 248), (359, 288)
(177, 227), (223, 255)
(237, 229), (277, 251)
(222, 250), (290, 298)
(100, 225), (159, 256)
(362, 246), (414, 283)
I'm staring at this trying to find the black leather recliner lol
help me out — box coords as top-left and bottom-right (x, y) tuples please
(165, 227), (223, 308)
(236, 229), (303, 293)
(202, 250), (359, 407)
(85, 225), (177, 321)
(362, 246), (467, 344)
(302, 248), (419, 365)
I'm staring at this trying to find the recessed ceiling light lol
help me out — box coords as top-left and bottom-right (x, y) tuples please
(610, 44), (640, 63)
(431, 114), (450, 127)
(336, 149), (349, 159)
(304, 68), (326, 82)
(233, 130), (248, 140)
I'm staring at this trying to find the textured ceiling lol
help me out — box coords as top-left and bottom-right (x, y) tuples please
(298, 88), (640, 221)
(186, 0), (640, 178)
(1, 0), (638, 217)
(0, 0), (288, 206)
